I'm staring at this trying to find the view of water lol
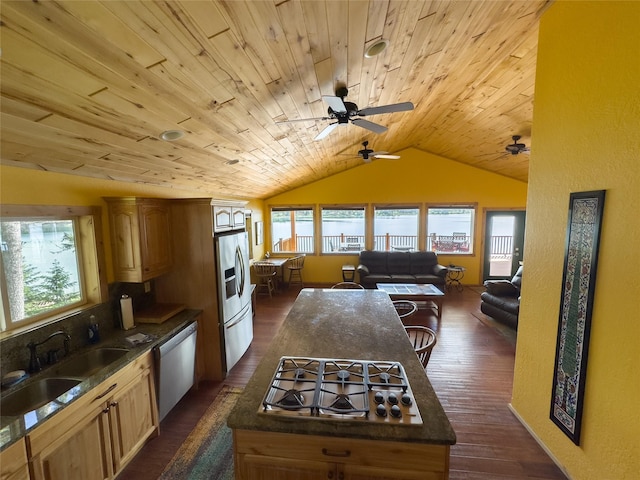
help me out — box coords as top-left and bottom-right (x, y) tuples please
(271, 214), (514, 241)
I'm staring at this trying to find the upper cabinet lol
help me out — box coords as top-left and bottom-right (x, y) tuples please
(211, 199), (247, 234)
(105, 198), (172, 283)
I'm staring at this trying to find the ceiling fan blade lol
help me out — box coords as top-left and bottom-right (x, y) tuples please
(322, 95), (347, 113)
(357, 102), (414, 116)
(373, 154), (400, 160)
(351, 118), (388, 134)
(314, 122), (339, 141)
(276, 116), (332, 124)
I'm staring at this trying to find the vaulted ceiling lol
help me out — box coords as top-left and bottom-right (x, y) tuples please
(0, 1), (550, 199)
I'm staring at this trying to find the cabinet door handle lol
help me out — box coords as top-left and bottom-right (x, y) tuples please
(95, 383), (118, 400)
(110, 401), (118, 408)
(322, 448), (351, 458)
(102, 407), (110, 414)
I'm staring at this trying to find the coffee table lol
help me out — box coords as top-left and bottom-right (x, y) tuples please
(377, 283), (445, 320)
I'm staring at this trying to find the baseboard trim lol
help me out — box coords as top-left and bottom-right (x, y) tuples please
(508, 403), (572, 479)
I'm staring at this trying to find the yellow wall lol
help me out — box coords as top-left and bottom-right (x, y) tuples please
(0, 166), (264, 281)
(266, 147), (527, 284)
(511, 2), (640, 479)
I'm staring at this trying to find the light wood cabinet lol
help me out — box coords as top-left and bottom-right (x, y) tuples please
(108, 365), (157, 472)
(27, 353), (158, 480)
(0, 438), (29, 480)
(156, 199), (236, 381)
(233, 430), (449, 480)
(105, 197), (172, 282)
(212, 200), (246, 233)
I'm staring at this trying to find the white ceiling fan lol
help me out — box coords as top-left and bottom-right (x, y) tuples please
(505, 135), (531, 155)
(477, 134), (531, 160)
(277, 86), (414, 141)
(344, 141), (401, 163)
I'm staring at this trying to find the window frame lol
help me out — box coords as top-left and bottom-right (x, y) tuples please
(320, 204), (367, 254)
(426, 204), (477, 256)
(269, 205), (315, 255)
(373, 204), (421, 252)
(1, 205), (108, 337)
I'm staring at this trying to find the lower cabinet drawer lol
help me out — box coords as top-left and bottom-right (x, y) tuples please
(233, 429), (449, 478)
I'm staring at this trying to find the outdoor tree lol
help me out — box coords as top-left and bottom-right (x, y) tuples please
(1, 222), (24, 321)
(23, 263), (46, 316)
(40, 259), (78, 305)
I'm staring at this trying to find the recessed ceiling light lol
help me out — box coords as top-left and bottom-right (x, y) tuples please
(225, 159), (240, 165)
(160, 130), (185, 141)
(365, 39), (389, 58)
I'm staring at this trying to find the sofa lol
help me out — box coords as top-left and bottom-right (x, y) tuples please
(356, 251), (448, 290)
(480, 265), (523, 329)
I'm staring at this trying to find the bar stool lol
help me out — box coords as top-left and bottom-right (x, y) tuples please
(287, 254), (305, 288)
(404, 326), (437, 369)
(331, 282), (364, 289)
(392, 300), (418, 325)
(254, 262), (277, 298)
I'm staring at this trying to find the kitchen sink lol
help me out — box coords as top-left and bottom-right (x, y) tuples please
(52, 347), (130, 378)
(0, 377), (82, 416)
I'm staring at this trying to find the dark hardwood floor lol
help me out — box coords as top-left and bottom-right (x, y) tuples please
(119, 286), (567, 480)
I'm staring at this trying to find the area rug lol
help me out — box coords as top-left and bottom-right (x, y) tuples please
(159, 386), (242, 480)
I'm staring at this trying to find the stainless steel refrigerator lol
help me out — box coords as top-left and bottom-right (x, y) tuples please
(215, 230), (253, 373)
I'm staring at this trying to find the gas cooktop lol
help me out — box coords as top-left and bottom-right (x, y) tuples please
(259, 356), (423, 425)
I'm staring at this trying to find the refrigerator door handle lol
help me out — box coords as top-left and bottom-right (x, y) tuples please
(235, 245), (246, 297)
(224, 305), (250, 329)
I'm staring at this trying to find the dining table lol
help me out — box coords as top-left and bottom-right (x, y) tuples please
(257, 257), (290, 290)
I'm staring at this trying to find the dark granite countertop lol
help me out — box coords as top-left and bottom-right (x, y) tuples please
(227, 289), (456, 445)
(0, 309), (201, 451)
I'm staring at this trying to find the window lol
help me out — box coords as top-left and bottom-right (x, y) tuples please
(374, 207), (419, 251)
(321, 207), (365, 253)
(427, 206), (475, 255)
(1, 206), (106, 334)
(270, 207), (314, 254)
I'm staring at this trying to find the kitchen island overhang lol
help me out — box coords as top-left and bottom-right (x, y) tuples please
(227, 288), (455, 478)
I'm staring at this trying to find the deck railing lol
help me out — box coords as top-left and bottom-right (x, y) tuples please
(272, 234), (514, 256)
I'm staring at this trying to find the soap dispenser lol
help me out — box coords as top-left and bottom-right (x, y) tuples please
(88, 315), (100, 344)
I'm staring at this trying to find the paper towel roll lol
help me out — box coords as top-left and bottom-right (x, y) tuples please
(120, 295), (135, 330)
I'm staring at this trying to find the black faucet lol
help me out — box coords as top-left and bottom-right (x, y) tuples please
(27, 330), (71, 373)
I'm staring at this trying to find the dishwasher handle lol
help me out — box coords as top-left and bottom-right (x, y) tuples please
(156, 321), (198, 356)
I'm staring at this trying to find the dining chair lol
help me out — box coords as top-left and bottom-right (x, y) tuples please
(392, 300), (418, 324)
(287, 254), (305, 288)
(330, 282), (365, 290)
(404, 326), (437, 369)
(254, 262), (277, 298)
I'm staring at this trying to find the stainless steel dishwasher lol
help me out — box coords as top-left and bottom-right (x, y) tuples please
(153, 321), (198, 421)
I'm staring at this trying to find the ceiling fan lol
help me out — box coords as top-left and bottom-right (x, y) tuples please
(505, 135), (530, 155)
(278, 86), (414, 141)
(350, 141), (400, 163)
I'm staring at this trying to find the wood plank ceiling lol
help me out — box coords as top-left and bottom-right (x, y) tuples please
(0, 1), (550, 199)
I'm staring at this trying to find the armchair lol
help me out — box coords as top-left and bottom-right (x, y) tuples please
(480, 265), (523, 329)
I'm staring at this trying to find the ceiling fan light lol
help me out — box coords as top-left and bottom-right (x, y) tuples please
(160, 130), (185, 141)
(365, 39), (389, 58)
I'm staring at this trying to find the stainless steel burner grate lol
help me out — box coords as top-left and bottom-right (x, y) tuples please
(260, 357), (423, 425)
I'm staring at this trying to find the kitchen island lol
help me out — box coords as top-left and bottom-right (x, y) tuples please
(227, 288), (456, 479)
